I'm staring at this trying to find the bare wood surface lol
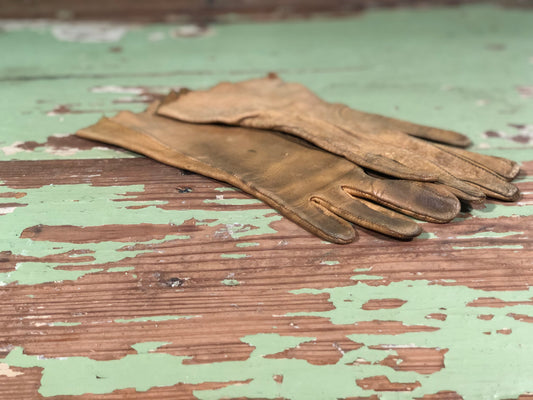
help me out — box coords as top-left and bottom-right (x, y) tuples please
(0, 0), (513, 22)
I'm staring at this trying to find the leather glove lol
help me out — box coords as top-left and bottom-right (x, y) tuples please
(156, 75), (520, 202)
(76, 97), (461, 244)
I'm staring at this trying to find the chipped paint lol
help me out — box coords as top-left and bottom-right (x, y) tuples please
(222, 218), (281, 240)
(215, 187), (239, 192)
(418, 232), (438, 239)
(51, 23), (129, 43)
(320, 260), (340, 266)
(469, 203), (533, 219)
(220, 254), (248, 259)
(90, 84), (184, 105)
(131, 342), (171, 354)
(455, 231), (524, 239)
(2, 279), (533, 398)
(221, 279), (241, 286)
(49, 322), (82, 327)
(0, 335), (314, 397)
(351, 274), (385, 281)
(284, 280), (533, 399)
(0, 263), (104, 286)
(0, 363), (23, 378)
(91, 86), (147, 95)
(0, 206), (18, 215)
(0, 4), (532, 399)
(235, 242), (259, 248)
(1, 141), (28, 156)
(484, 124), (533, 144)
(0, 182), (281, 285)
(517, 86), (533, 99)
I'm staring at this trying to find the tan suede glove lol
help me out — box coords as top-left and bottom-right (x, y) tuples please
(157, 76), (520, 202)
(76, 98), (461, 244)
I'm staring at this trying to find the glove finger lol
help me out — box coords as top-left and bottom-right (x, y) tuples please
(352, 139), (488, 201)
(284, 115), (442, 182)
(311, 190), (422, 240)
(339, 173), (462, 223)
(222, 74), (469, 149)
(294, 202), (360, 244)
(395, 122), (471, 147)
(434, 143), (520, 181)
(269, 107), (486, 190)
(351, 150), (438, 182)
(422, 145), (519, 201)
(374, 130), (519, 201)
(325, 105), (472, 148)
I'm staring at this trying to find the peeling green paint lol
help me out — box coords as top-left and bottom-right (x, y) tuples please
(222, 217), (282, 239)
(220, 253), (248, 259)
(1, 263), (104, 286)
(320, 260), (339, 266)
(221, 279), (241, 286)
(515, 175), (533, 183)
(214, 187), (239, 192)
(456, 231), (524, 239)
(468, 203), (533, 219)
(0, 183), (281, 285)
(350, 267), (384, 281)
(235, 242), (259, 248)
(49, 322), (82, 327)
(0, 335), (316, 397)
(1, 278), (533, 397)
(350, 274), (385, 281)
(241, 334), (316, 357)
(287, 280), (533, 399)
(3, 277), (533, 399)
(175, 235), (191, 240)
(131, 341), (171, 354)
(418, 232), (438, 239)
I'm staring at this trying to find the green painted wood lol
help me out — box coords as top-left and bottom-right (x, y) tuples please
(1, 4), (532, 399)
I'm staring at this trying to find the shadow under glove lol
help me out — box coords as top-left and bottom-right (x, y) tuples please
(157, 76), (520, 202)
(76, 98), (461, 244)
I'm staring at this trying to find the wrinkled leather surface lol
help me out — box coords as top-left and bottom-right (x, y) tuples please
(76, 99), (461, 244)
(157, 76), (520, 202)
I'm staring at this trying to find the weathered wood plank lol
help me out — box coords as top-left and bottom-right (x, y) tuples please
(1, 5), (532, 399)
(0, 0), (505, 22)
(1, 157), (532, 398)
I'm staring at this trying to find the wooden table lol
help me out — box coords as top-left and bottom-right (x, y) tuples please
(1, 4), (532, 399)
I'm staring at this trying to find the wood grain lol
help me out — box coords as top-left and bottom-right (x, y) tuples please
(1, 157), (532, 397)
(0, 0), (495, 22)
(1, 7), (532, 398)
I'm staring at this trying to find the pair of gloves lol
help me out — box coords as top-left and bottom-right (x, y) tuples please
(77, 75), (520, 244)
